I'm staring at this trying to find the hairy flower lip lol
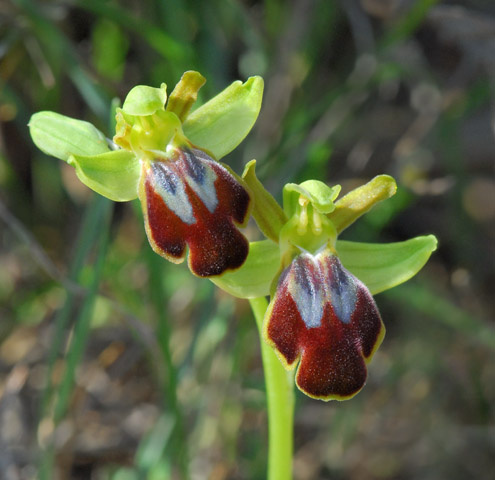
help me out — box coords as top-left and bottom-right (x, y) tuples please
(264, 249), (385, 401)
(140, 145), (252, 277)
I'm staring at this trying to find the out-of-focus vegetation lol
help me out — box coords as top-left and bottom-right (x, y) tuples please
(1, 0), (494, 479)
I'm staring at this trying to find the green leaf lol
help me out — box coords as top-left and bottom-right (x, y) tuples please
(135, 415), (174, 471)
(337, 235), (438, 295)
(148, 461), (172, 480)
(183, 76), (264, 159)
(111, 468), (138, 480)
(91, 19), (129, 81)
(211, 240), (279, 298)
(68, 150), (140, 201)
(121, 84), (167, 116)
(386, 282), (495, 351)
(29, 111), (110, 162)
(329, 175), (397, 233)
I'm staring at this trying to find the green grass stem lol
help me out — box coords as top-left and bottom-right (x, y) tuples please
(146, 251), (189, 479)
(39, 196), (112, 479)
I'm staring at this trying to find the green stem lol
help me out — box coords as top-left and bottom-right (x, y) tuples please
(249, 297), (295, 480)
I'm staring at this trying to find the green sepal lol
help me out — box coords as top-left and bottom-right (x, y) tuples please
(166, 71), (206, 122)
(68, 150), (140, 202)
(242, 160), (287, 243)
(329, 175), (397, 233)
(211, 236), (437, 299)
(121, 83), (167, 116)
(210, 240), (280, 298)
(337, 235), (438, 295)
(183, 76), (264, 159)
(29, 111), (110, 162)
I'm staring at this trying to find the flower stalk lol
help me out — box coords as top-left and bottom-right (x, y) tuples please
(250, 297), (294, 480)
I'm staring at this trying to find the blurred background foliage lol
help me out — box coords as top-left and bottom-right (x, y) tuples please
(1, 0), (494, 479)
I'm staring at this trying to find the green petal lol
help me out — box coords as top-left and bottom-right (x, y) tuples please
(211, 240), (279, 298)
(29, 111), (110, 162)
(183, 76), (264, 159)
(166, 71), (206, 122)
(68, 150), (140, 201)
(336, 235), (438, 295)
(329, 175), (397, 233)
(122, 83), (167, 116)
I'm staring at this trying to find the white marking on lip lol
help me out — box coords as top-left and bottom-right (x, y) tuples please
(151, 162), (196, 225)
(181, 150), (218, 214)
(288, 253), (324, 329)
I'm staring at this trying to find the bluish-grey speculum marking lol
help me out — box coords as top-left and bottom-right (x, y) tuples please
(153, 162), (177, 194)
(152, 162), (196, 225)
(286, 252), (359, 329)
(181, 149), (218, 214)
(328, 257), (357, 324)
(290, 254), (324, 329)
(183, 150), (206, 184)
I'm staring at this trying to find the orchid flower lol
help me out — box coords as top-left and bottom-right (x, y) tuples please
(214, 166), (437, 400)
(29, 71), (263, 277)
